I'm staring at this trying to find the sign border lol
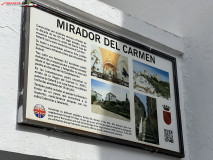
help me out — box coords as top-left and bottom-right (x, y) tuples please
(18, 1), (184, 158)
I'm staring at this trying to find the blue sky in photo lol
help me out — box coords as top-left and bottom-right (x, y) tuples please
(133, 60), (170, 82)
(135, 92), (148, 116)
(91, 79), (129, 101)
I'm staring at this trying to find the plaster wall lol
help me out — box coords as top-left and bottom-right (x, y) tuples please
(100, 1), (213, 160)
(0, 0), (188, 159)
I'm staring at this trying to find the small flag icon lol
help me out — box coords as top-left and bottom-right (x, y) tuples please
(34, 104), (46, 118)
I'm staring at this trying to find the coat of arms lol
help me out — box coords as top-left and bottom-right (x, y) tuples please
(163, 105), (171, 125)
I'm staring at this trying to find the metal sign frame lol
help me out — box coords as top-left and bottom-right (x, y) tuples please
(18, 1), (184, 158)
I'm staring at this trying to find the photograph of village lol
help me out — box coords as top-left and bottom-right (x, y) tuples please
(133, 60), (171, 100)
(134, 92), (159, 145)
(91, 79), (130, 121)
(91, 46), (129, 87)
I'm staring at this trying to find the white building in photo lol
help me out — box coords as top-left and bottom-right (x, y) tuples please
(105, 92), (116, 102)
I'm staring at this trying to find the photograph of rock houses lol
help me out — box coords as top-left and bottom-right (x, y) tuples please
(91, 79), (130, 121)
(133, 60), (171, 100)
(134, 92), (159, 145)
(91, 46), (129, 87)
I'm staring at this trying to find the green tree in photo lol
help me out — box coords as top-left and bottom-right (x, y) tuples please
(91, 95), (97, 104)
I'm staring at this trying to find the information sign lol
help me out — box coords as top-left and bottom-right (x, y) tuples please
(18, 3), (184, 158)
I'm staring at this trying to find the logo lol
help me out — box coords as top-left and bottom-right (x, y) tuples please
(163, 105), (171, 125)
(1, 1), (37, 7)
(34, 104), (46, 118)
(1, 1), (21, 6)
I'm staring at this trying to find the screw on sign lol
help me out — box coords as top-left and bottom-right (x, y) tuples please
(22, 2), (37, 7)
(34, 104), (46, 118)
(25, 4), (36, 7)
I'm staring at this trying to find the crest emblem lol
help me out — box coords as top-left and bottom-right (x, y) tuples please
(163, 105), (171, 125)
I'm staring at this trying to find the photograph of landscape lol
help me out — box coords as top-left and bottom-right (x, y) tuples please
(134, 92), (159, 145)
(133, 60), (171, 100)
(91, 46), (129, 87)
(91, 79), (130, 121)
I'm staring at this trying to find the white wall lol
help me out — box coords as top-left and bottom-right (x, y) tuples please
(0, 0), (189, 159)
(100, 1), (213, 160)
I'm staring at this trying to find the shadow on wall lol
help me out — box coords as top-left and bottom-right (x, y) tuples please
(0, 150), (55, 160)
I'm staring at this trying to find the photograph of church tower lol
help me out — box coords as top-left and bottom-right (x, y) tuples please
(91, 46), (129, 87)
(133, 60), (171, 100)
